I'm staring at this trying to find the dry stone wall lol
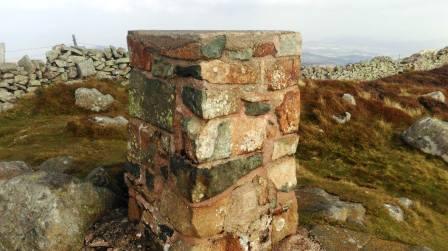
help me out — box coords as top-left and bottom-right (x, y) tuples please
(0, 44), (130, 112)
(124, 30), (302, 250)
(302, 47), (448, 81)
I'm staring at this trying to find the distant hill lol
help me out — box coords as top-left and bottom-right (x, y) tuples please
(302, 51), (372, 66)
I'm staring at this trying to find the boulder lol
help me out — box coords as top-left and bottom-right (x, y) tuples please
(0, 171), (116, 251)
(332, 112), (351, 124)
(384, 203), (404, 221)
(399, 197), (413, 209)
(0, 161), (31, 180)
(342, 93), (356, 106)
(402, 117), (448, 163)
(422, 91), (445, 103)
(38, 156), (75, 173)
(74, 87), (114, 112)
(297, 187), (365, 224)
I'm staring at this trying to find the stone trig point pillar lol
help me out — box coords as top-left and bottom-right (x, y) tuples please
(125, 30), (301, 250)
(0, 43), (5, 64)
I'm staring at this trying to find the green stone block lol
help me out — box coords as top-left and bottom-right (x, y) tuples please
(244, 101), (271, 116)
(182, 86), (238, 119)
(228, 48), (253, 61)
(152, 59), (175, 78)
(170, 154), (263, 202)
(175, 65), (202, 79)
(277, 33), (301, 57)
(129, 70), (176, 131)
(201, 35), (226, 59)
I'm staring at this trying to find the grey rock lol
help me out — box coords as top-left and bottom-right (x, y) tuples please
(14, 75), (28, 84)
(38, 156), (75, 173)
(74, 87), (114, 112)
(0, 89), (15, 102)
(297, 187), (366, 224)
(76, 59), (96, 78)
(332, 112), (351, 124)
(54, 59), (67, 68)
(18, 55), (36, 73)
(399, 197), (413, 209)
(422, 91), (445, 103)
(86, 167), (111, 187)
(384, 203), (404, 221)
(0, 171), (116, 251)
(402, 117), (448, 163)
(342, 93), (356, 106)
(0, 161), (31, 180)
(29, 80), (41, 87)
(91, 115), (128, 127)
(2, 73), (14, 79)
(115, 57), (130, 64)
(46, 49), (60, 62)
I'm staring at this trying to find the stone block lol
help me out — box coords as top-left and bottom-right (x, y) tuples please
(182, 117), (232, 162)
(76, 59), (96, 77)
(266, 157), (297, 192)
(272, 134), (299, 160)
(127, 118), (172, 166)
(170, 154), (263, 202)
(272, 192), (299, 244)
(200, 59), (259, 84)
(127, 36), (152, 71)
(276, 90), (301, 134)
(264, 57), (300, 90)
(181, 86), (239, 119)
(129, 70), (176, 131)
(274, 33), (302, 57)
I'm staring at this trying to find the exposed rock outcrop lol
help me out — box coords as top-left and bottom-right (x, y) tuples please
(402, 117), (448, 163)
(0, 170), (116, 251)
(0, 161), (31, 180)
(297, 187), (366, 224)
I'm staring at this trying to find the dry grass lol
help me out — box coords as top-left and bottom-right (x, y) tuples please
(0, 78), (129, 174)
(297, 65), (448, 250)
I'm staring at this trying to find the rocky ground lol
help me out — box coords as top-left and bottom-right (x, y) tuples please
(0, 65), (447, 250)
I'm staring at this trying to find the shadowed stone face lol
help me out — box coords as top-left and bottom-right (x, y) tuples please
(170, 154), (263, 202)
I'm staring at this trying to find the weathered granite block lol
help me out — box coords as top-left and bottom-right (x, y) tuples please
(126, 30), (302, 250)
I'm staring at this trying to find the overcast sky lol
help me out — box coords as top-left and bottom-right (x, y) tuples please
(1, 0), (447, 60)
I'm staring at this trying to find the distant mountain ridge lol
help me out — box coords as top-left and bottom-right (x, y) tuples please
(302, 52), (372, 66)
